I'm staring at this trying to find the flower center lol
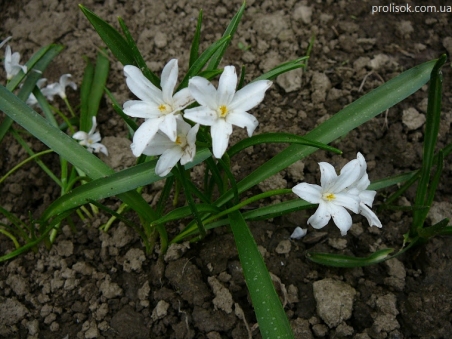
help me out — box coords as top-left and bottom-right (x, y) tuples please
(218, 105), (229, 118)
(175, 134), (187, 148)
(323, 193), (336, 201)
(158, 103), (172, 115)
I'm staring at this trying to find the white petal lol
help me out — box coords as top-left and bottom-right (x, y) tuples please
(359, 203), (382, 228)
(307, 201), (331, 229)
(176, 117), (192, 136)
(88, 116), (98, 136)
(229, 80), (272, 112)
(290, 227), (307, 239)
(161, 59), (178, 104)
(225, 111), (258, 137)
(292, 183), (322, 204)
(333, 192), (360, 214)
(184, 106), (218, 126)
(354, 172), (370, 191)
(124, 65), (163, 105)
(359, 190), (376, 207)
(211, 119), (232, 158)
(89, 131), (102, 144)
(319, 162), (337, 191)
(155, 147), (184, 177)
(91, 143), (108, 156)
(0, 36), (12, 49)
(173, 87), (195, 110)
(331, 158), (362, 192)
(186, 123), (199, 147)
(72, 131), (88, 141)
(216, 66), (237, 105)
(130, 117), (164, 156)
(329, 203), (353, 236)
(159, 114), (178, 141)
(142, 133), (174, 156)
(123, 100), (162, 119)
(188, 76), (218, 110)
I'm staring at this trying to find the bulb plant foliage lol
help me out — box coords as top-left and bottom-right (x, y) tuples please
(0, 4), (450, 339)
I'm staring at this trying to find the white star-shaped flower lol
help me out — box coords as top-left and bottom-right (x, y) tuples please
(42, 74), (77, 100)
(123, 59), (194, 157)
(4, 45), (27, 80)
(292, 153), (381, 235)
(292, 156), (363, 236)
(184, 66), (272, 158)
(142, 118), (199, 177)
(73, 117), (108, 156)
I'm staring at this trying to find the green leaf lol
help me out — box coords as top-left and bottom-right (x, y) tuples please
(207, 2), (245, 71)
(189, 10), (203, 67)
(253, 57), (308, 82)
(307, 248), (394, 268)
(229, 210), (294, 339)
(118, 17), (160, 87)
(177, 35), (231, 91)
(80, 57), (95, 130)
(0, 85), (158, 227)
(413, 54), (447, 229)
(0, 44), (64, 142)
(79, 5), (136, 66)
(227, 132), (342, 157)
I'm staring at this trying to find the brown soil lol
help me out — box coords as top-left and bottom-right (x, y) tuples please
(1, 0), (452, 338)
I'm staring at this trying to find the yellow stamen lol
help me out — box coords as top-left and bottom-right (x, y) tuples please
(324, 193), (336, 201)
(218, 105), (228, 117)
(158, 104), (167, 112)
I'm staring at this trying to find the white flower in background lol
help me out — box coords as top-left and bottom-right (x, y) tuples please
(25, 78), (47, 107)
(123, 59), (194, 157)
(290, 227), (308, 240)
(345, 153), (382, 228)
(43, 74), (77, 100)
(184, 66), (272, 159)
(0, 36), (12, 49)
(4, 45), (27, 80)
(292, 155), (367, 236)
(142, 118), (199, 177)
(73, 117), (108, 156)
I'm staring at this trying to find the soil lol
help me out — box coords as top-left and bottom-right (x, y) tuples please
(1, 0), (452, 338)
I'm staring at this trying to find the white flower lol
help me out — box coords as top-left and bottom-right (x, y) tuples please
(4, 45), (27, 80)
(142, 118), (199, 177)
(26, 78), (47, 107)
(292, 156), (364, 236)
(290, 227), (308, 239)
(345, 153), (382, 228)
(42, 74), (77, 100)
(73, 117), (108, 155)
(123, 59), (194, 157)
(0, 36), (12, 49)
(184, 66), (272, 158)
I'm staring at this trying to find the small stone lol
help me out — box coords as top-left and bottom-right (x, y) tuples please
(85, 321), (99, 339)
(336, 322), (354, 336)
(56, 240), (74, 257)
(291, 318), (313, 339)
(368, 54), (390, 70)
(99, 277), (123, 299)
(154, 32), (167, 48)
(328, 237), (347, 250)
(428, 201), (452, 225)
(293, 5), (313, 24)
(402, 107), (425, 130)
(275, 240), (291, 254)
(164, 242), (190, 262)
(276, 68), (303, 93)
(397, 20), (414, 36)
(122, 248), (146, 273)
(313, 278), (356, 328)
(152, 300), (170, 320)
(208, 277), (233, 314)
(312, 323), (328, 337)
(311, 72), (331, 104)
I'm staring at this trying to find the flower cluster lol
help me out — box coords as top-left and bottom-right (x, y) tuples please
(123, 59), (272, 176)
(292, 152), (382, 236)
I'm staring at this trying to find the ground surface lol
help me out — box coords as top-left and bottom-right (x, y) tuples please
(1, 0), (452, 338)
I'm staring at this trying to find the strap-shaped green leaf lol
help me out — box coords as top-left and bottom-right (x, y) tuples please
(227, 132), (341, 157)
(229, 210), (294, 339)
(253, 57), (308, 82)
(79, 5), (136, 66)
(189, 10), (203, 67)
(307, 248), (394, 268)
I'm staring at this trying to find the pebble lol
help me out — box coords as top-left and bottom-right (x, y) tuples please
(402, 107), (425, 130)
